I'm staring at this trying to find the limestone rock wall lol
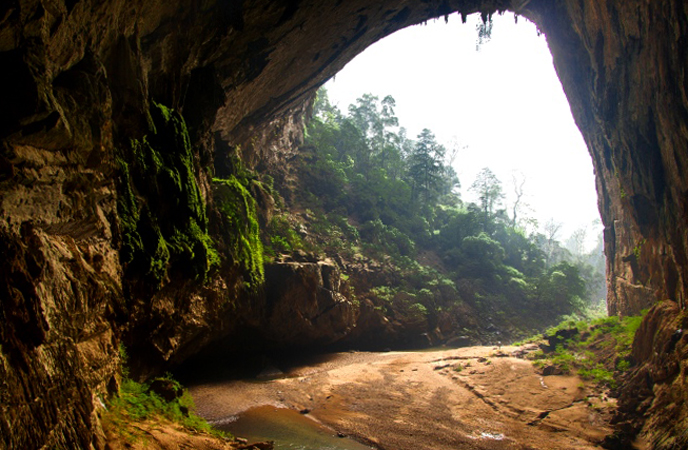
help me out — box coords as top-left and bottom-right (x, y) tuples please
(518, 3), (688, 447)
(262, 257), (358, 347)
(526, 0), (688, 316)
(522, 4), (688, 444)
(1, 0), (687, 448)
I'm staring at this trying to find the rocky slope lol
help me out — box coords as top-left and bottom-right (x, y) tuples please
(1, 0), (687, 448)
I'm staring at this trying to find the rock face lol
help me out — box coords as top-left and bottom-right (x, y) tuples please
(1, 0), (687, 448)
(528, 1), (688, 317)
(262, 258), (357, 347)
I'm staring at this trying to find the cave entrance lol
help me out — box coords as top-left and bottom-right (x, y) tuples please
(296, 12), (606, 344)
(327, 12), (601, 250)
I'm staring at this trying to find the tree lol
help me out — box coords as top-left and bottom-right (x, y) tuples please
(565, 227), (587, 262)
(537, 261), (587, 315)
(407, 128), (445, 203)
(312, 87), (341, 123)
(542, 219), (564, 268)
(300, 86), (601, 338)
(347, 94), (399, 176)
(510, 172), (527, 229)
(470, 168), (504, 232)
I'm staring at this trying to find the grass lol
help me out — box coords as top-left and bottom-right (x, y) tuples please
(524, 311), (647, 389)
(103, 348), (228, 443)
(106, 375), (214, 431)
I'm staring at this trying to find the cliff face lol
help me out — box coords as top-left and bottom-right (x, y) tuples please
(528, 1), (688, 318)
(528, 4), (688, 445)
(1, 0), (687, 449)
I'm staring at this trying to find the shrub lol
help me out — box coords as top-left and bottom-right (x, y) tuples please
(104, 350), (226, 442)
(526, 312), (647, 389)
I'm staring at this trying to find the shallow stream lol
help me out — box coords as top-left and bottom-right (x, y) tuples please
(213, 406), (373, 450)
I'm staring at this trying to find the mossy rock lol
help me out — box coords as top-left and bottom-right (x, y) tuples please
(213, 176), (265, 290)
(116, 102), (219, 293)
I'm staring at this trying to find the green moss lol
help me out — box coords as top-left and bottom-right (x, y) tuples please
(116, 102), (219, 290)
(104, 356), (227, 442)
(213, 176), (264, 289)
(116, 158), (143, 266)
(265, 214), (304, 256)
(527, 312), (647, 388)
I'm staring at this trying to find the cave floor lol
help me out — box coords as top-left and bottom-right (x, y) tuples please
(189, 346), (619, 450)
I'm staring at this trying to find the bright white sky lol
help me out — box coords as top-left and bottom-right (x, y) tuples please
(325, 12), (602, 249)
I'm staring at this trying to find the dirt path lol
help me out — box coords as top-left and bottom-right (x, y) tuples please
(189, 346), (615, 450)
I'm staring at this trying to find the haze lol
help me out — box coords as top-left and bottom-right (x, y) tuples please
(325, 12), (601, 247)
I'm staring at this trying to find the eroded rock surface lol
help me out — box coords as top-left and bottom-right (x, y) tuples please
(262, 258), (358, 347)
(1, 0), (687, 448)
(190, 347), (616, 450)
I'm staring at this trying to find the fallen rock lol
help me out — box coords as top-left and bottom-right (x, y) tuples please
(236, 442), (275, 450)
(149, 378), (183, 403)
(445, 335), (473, 348)
(541, 365), (564, 376)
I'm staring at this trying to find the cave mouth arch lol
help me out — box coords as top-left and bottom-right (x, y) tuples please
(323, 12), (602, 253)
(2, 1), (686, 449)
(211, 0), (678, 318)
(232, 11), (608, 356)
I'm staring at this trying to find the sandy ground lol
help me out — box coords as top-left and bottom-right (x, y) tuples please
(189, 346), (615, 450)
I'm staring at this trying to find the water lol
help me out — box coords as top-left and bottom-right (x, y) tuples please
(214, 406), (373, 450)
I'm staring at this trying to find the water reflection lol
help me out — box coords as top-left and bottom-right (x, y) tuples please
(215, 406), (373, 450)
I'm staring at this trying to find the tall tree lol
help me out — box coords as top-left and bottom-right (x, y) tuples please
(470, 167), (504, 217)
(407, 128), (446, 203)
(565, 226), (588, 262)
(347, 94), (399, 176)
(510, 172), (527, 229)
(543, 219), (563, 268)
(313, 87), (341, 123)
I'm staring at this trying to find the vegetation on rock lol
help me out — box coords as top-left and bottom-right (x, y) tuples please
(213, 175), (265, 289)
(116, 102), (219, 293)
(102, 347), (227, 443)
(523, 311), (647, 388)
(266, 88), (606, 343)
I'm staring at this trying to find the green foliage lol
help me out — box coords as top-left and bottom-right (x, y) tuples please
(544, 318), (587, 338)
(265, 214), (303, 255)
(105, 347), (224, 440)
(470, 167), (504, 219)
(632, 239), (647, 260)
(459, 232), (505, 276)
(360, 219), (415, 257)
(370, 285), (396, 303)
(297, 88), (602, 337)
(407, 128), (449, 204)
(616, 359), (631, 372)
(116, 102), (219, 290)
(407, 302), (429, 321)
(578, 366), (615, 386)
(579, 312), (645, 359)
(213, 176), (264, 289)
(105, 375), (225, 439)
(527, 312), (647, 388)
(535, 262), (587, 316)
(549, 344), (576, 373)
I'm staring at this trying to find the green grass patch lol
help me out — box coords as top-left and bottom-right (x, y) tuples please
(103, 376), (225, 438)
(527, 311), (647, 388)
(104, 349), (227, 442)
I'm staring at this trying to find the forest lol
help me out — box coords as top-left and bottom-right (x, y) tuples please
(265, 88), (606, 344)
